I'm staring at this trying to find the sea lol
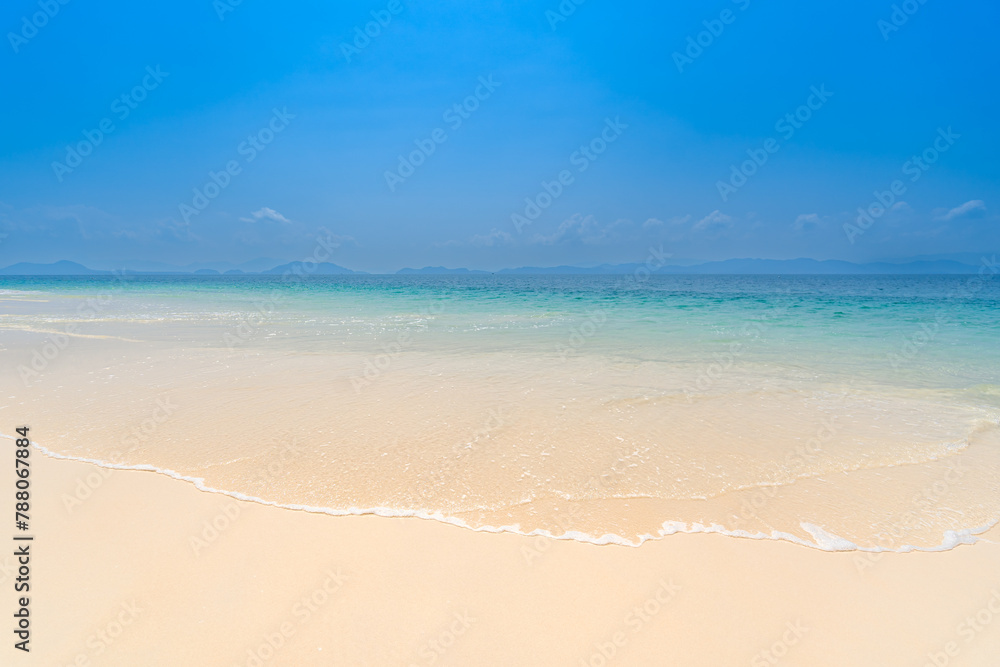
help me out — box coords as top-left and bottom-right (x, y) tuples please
(2, 273), (998, 551)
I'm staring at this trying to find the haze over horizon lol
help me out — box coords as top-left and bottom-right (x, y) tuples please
(2, 1), (998, 273)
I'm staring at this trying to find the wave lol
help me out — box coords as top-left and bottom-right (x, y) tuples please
(12, 434), (995, 554)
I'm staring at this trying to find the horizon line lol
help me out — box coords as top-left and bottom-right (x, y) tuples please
(1, 256), (997, 277)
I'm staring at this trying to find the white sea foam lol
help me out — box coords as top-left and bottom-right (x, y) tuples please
(12, 434), (995, 554)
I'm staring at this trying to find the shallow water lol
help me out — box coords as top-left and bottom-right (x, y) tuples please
(2, 274), (999, 550)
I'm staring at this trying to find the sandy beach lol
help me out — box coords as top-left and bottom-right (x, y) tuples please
(3, 451), (997, 666)
(2, 279), (1000, 665)
(4, 0), (998, 662)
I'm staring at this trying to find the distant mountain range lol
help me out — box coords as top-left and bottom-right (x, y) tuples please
(0, 257), (995, 276)
(0, 260), (108, 275)
(398, 266), (491, 275)
(0, 260), (366, 276)
(263, 261), (364, 275)
(495, 258), (990, 275)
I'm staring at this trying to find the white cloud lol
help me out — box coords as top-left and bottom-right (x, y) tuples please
(939, 199), (986, 221)
(469, 228), (513, 247)
(155, 217), (199, 242)
(436, 228), (513, 247)
(531, 214), (633, 246)
(644, 215), (690, 230)
(792, 213), (821, 232)
(691, 210), (733, 235)
(240, 207), (292, 223)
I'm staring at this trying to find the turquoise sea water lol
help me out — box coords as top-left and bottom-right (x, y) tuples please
(3, 274), (999, 549)
(4, 273), (999, 392)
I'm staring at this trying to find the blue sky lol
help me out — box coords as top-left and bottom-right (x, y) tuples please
(1, 0), (997, 272)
